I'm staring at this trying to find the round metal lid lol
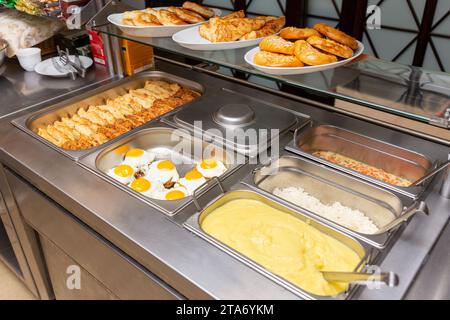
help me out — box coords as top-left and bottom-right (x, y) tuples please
(212, 103), (256, 127)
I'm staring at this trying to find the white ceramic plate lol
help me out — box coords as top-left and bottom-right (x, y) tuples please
(34, 56), (93, 78)
(244, 41), (364, 75)
(172, 26), (266, 51)
(108, 7), (221, 38)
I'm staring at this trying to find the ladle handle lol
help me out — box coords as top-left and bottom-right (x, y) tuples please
(321, 271), (399, 288)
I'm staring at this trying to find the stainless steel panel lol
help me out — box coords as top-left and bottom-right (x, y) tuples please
(286, 124), (435, 199)
(173, 87), (304, 156)
(11, 71), (204, 160)
(40, 236), (118, 300)
(185, 188), (375, 300)
(242, 155), (421, 248)
(80, 122), (243, 216)
(0, 166), (51, 299)
(15, 170), (181, 300)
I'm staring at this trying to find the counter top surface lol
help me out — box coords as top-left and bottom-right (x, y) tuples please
(0, 60), (449, 300)
(0, 59), (112, 120)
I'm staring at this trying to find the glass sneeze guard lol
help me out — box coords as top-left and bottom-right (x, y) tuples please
(92, 23), (450, 128)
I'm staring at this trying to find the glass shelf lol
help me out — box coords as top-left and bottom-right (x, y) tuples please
(93, 24), (450, 127)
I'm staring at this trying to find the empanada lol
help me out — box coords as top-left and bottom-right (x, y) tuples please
(240, 16), (285, 40)
(313, 23), (359, 50)
(259, 35), (295, 55)
(294, 40), (338, 65)
(174, 7), (205, 23)
(254, 51), (303, 67)
(280, 27), (321, 40)
(307, 36), (354, 59)
(156, 9), (187, 26)
(206, 17), (266, 42)
(182, 1), (215, 18)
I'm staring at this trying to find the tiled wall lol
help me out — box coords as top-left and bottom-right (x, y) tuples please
(202, 0), (449, 72)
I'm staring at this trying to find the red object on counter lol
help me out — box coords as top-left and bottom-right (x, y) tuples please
(60, 0), (90, 18)
(89, 30), (107, 66)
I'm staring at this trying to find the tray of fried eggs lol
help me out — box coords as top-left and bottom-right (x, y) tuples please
(107, 148), (227, 202)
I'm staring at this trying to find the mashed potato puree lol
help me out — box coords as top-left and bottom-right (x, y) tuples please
(201, 199), (362, 297)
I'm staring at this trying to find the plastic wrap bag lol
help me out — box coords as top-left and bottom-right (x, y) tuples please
(0, 0), (17, 9)
(0, 8), (63, 57)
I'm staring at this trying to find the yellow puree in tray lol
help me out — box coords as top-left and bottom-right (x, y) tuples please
(201, 199), (362, 297)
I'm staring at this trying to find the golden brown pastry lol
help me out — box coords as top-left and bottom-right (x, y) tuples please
(222, 10), (245, 20)
(313, 23), (359, 50)
(122, 11), (142, 25)
(240, 16), (285, 40)
(205, 17), (266, 42)
(173, 7), (205, 23)
(294, 40), (338, 66)
(259, 35), (295, 55)
(156, 9), (187, 25)
(123, 11), (161, 26)
(199, 23), (213, 41)
(254, 51), (303, 67)
(36, 81), (199, 150)
(182, 1), (215, 18)
(280, 27), (321, 40)
(138, 11), (162, 26)
(307, 36), (354, 59)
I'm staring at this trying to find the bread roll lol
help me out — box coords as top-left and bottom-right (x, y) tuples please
(259, 35), (295, 55)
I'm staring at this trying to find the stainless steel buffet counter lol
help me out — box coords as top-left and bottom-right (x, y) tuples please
(0, 60), (449, 300)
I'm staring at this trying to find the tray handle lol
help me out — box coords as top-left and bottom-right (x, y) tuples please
(411, 159), (450, 187)
(377, 201), (429, 234)
(192, 176), (225, 211)
(293, 119), (313, 147)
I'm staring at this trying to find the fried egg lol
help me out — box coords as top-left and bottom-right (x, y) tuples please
(163, 186), (188, 201)
(146, 159), (179, 184)
(122, 148), (155, 169)
(178, 169), (207, 195)
(196, 159), (227, 178)
(107, 164), (135, 184)
(129, 177), (156, 198)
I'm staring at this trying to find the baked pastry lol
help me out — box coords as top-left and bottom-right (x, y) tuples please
(307, 36), (354, 59)
(313, 23), (359, 50)
(123, 10), (162, 26)
(199, 23), (213, 41)
(182, 1), (215, 18)
(174, 7), (205, 23)
(222, 10), (245, 20)
(240, 16), (285, 40)
(36, 80), (199, 150)
(254, 51), (303, 67)
(280, 27), (321, 40)
(156, 9), (187, 25)
(205, 17), (266, 42)
(259, 35), (295, 55)
(294, 40), (338, 66)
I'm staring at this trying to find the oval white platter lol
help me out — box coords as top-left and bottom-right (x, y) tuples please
(108, 7), (222, 38)
(244, 41), (364, 75)
(172, 25), (266, 51)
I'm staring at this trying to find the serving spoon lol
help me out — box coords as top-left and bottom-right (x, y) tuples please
(321, 271), (399, 288)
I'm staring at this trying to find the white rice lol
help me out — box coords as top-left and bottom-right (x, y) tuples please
(273, 187), (379, 234)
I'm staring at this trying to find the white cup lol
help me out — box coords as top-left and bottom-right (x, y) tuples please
(16, 48), (42, 72)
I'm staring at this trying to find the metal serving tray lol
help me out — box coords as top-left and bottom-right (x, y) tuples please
(170, 87), (305, 157)
(185, 188), (377, 300)
(80, 122), (243, 216)
(12, 71), (204, 161)
(286, 124), (435, 199)
(241, 155), (428, 249)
